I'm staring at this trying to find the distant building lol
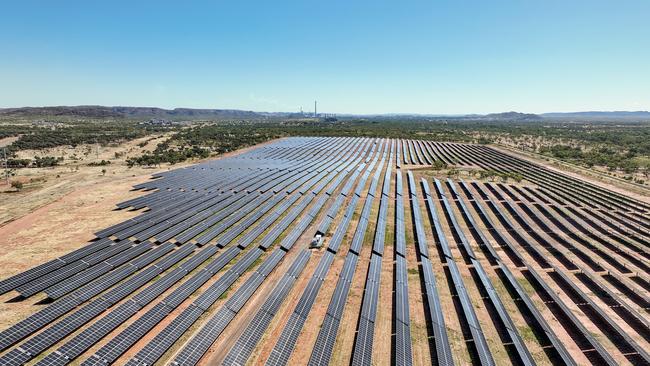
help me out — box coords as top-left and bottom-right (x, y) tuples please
(139, 118), (176, 126)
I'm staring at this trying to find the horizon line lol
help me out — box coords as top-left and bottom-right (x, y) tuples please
(1, 105), (649, 117)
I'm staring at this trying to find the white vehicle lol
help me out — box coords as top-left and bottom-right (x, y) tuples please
(310, 234), (323, 248)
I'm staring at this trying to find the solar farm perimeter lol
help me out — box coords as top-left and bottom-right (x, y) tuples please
(0, 137), (649, 366)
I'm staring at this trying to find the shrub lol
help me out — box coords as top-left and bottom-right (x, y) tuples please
(33, 156), (63, 167)
(88, 160), (111, 166)
(11, 180), (23, 191)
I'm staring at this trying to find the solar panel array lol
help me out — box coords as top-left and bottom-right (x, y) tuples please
(439, 179), (535, 366)
(0, 136), (648, 366)
(266, 140), (385, 366)
(350, 141), (395, 366)
(391, 169), (415, 366)
(221, 249), (311, 366)
(408, 174), (454, 366)
(307, 142), (387, 366)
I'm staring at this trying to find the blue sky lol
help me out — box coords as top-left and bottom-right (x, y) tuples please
(1, 0), (648, 114)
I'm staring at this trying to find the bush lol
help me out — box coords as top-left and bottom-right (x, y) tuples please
(88, 160), (111, 166)
(7, 158), (31, 168)
(11, 180), (23, 191)
(126, 146), (210, 167)
(476, 170), (523, 183)
(33, 156), (63, 167)
(431, 160), (448, 171)
(8, 124), (148, 152)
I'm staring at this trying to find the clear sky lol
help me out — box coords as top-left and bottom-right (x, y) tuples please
(1, 0), (648, 114)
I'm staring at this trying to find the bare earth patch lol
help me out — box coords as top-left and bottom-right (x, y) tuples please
(0, 172), (148, 328)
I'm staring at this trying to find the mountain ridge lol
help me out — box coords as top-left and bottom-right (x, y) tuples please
(1, 106), (649, 121)
(0, 105), (262, 119)
(541, 111), (650, 119)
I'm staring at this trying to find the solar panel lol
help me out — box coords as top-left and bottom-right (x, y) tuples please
(5, 137), (647, 366)
(57, 300), (141, 360)
(133, 304), (205, 365)
(0, 295), (81, 351)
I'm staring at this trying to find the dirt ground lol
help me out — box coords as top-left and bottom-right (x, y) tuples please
(0, 133), (200, 363)
(0, 135), (286, 226)
(0, 134), (169, 225)
(0, 177), (149, 329)
(0, 136), (20, 148)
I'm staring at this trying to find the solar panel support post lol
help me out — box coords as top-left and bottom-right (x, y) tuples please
(3, 147), (8, 185)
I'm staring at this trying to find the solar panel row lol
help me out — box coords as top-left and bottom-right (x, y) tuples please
(532, 201), (650, 286)
(265, 141), (381, 366)
(441, 179), (536, 366)
(353, 143), (395, 366)
(480, 184), (650, 364)
(407, 174), (453, 366)
(0, 238), (114, 297)
(44, 242), (154, 300)
(81, 141), (344, 366)
(469, 183), (616, 365)
(456, 142), (648, 213)
(413, 179), (474, 365)
(308, 147), (387, 366)
(46, 245), (210, 366)
(0, 243), (190, 364)
(425, 178), (495, 366)
(124, 140), (370, 366)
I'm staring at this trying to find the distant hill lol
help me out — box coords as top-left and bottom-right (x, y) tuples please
(0, 106), (262, 119)
(541, 111), (650, 120)
(355, 111), (544, 121)
(482, 111), (542, 121)
(2, 106), (648, 122)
